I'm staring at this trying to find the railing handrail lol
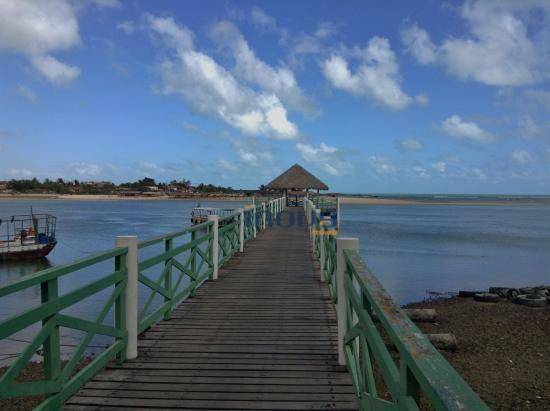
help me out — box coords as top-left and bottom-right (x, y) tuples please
(218, 211), (240, 223)
(138, 220), (213, 249)
(0, 247), (128, 298)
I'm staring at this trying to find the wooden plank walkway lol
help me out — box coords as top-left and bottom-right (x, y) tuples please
(65, 208), (357, 410)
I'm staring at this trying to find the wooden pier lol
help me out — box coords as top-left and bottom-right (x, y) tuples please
(0, 184), (489, 410)
(65, 208), (357, 410)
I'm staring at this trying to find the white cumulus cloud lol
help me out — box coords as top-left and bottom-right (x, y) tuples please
(441, 115), (494, 143)
(314, 22), (337, 39)
(217, 158), (238, 172)
(66, 162), (102, 176)
(322, 37), (420, 110)
(432, 161), (447, 173)
(401, 24), (437, 64)
(117, 20), (135, 34)
(0, 0), (82, 86)
(368, 156), (397, 175)
(147, 15), (298, 140)
(296, 142), (337, 162)
(16, 85), (37, 102)
(30, 55), (80, 86)
(401, 1), (550, 86)
(250, 6), (277, 30)
(295, 142), (351, 176)
(210, 21), (312, 114)
(396, 138), (423, 151)
(511, 149), (534, 165)
(412, 166), (430, 179)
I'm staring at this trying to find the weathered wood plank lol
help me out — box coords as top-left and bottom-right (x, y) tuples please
(83, 380), (355, 393)
(71, 389), (356, 402)
(66, 208), (356, 410)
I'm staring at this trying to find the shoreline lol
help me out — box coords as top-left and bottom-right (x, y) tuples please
(0, 193), (548, 206)
(339, 196), (550, 206)
(0, 194), (252, 202)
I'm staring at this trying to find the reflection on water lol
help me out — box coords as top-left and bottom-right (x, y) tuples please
(0, 258), (51, 284)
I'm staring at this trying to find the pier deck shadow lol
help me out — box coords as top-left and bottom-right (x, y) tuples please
(65, 208), (356, 410)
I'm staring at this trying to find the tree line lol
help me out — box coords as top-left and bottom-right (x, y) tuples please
(2, 177), (240, 194)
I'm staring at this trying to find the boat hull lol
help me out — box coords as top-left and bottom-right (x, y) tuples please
(0, 242), (56, 261)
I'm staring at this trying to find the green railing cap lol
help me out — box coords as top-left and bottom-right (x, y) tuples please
(343, 249), (489, 410)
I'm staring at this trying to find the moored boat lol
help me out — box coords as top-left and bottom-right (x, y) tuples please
(0, 213), (57, 261)
(191, 207), (236, 225)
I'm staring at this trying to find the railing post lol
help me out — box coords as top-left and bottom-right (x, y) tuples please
(208, 215), (219, 280)
(116, 235), (138, 360)
(41, 277), (60, 384)
(238, 208), (244, 252)
(313, 209), (320, 254)
(337, 196), (341, 230)
(190, 230), (197, 296)
(319, 226), (325, 283)
(164, 237), (173, 319)
(262, 201), (266, 230)
(253, 205), (257, 238)
(336, 237), (359, 366)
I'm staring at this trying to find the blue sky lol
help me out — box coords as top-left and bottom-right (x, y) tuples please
(0, 0), (549, 194)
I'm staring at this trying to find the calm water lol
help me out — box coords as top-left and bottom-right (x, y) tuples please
(340, 203), (550, 304)
(1, 199), (550, 363)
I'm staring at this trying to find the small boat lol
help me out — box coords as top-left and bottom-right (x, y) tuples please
(191, 207), (236, 225)
(0, 212), (57, 261)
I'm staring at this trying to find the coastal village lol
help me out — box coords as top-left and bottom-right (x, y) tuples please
(0, 177), (254, 198)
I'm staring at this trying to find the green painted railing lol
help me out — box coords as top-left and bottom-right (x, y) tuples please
(322, 233), (337, 303)
(243, 208), (254, 241)
(305, 197), (489, 410)
(0, 248), (128, 410)
(137, 221), (214, 334)
(218, 213), (240, 267)
(0, 196), (286, 410)
(255, 203), (263, 232)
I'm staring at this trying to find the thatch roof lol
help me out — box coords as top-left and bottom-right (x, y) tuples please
(266, 164), (328, 190)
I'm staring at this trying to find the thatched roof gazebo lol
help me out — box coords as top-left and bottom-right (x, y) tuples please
(266, 164), (328, 206)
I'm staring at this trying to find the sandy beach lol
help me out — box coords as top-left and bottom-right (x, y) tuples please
(339, 196), (549, 206)
(340, 196), (418, 205)
(1, 193), (548, 206)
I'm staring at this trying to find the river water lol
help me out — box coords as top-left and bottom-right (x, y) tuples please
(340, 203), (550, 304)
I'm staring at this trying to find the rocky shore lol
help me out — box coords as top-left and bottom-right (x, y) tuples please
(406, 296), (550, 410)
